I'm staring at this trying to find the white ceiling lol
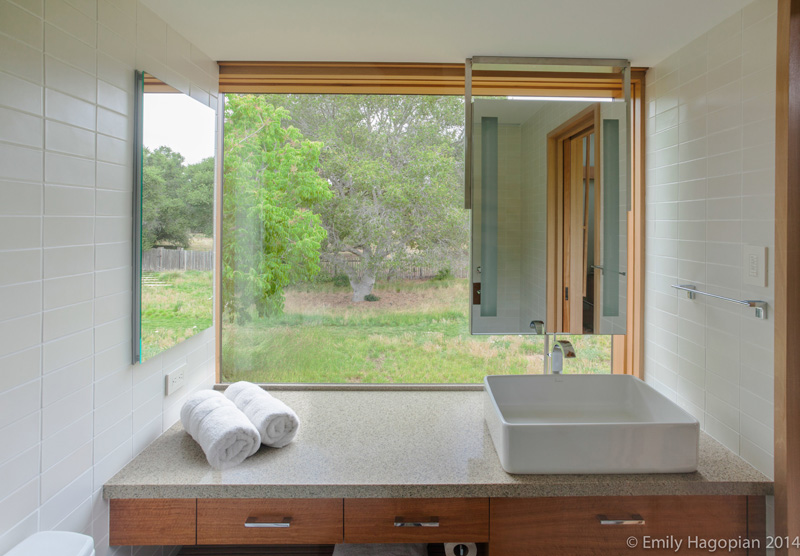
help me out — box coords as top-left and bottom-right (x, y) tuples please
(141, 0), (753, 67)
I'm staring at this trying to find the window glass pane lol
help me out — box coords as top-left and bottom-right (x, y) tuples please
(221, 94), (611, 383)
(140, 84), (215, 361)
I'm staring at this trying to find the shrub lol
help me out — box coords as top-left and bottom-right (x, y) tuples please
(433, 268), (452, 281)
(364, 293), (380, 302)
(332, 274), (350, 288)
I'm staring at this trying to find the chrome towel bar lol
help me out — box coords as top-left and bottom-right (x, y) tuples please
(592, 264), (627, 276)
(671, 284), (767, 320)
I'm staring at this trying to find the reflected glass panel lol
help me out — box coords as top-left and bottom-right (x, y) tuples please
(469, 97), (627, 335)
(602, 118), (620, 317)
(135, 72), (215, 362)
(480, 116), (498, 317)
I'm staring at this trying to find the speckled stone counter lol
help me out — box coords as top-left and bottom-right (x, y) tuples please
(103, 390), (773, 499)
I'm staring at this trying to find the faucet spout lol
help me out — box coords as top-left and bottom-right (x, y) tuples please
(554, 340), (576, 358)
(547, 338), (576, 374)
(529, 320), (545, 334)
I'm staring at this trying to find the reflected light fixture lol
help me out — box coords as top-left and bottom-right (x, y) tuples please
(507, 96), (615, 102)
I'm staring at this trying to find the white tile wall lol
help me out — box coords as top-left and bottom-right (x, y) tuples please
(644, 0), (776, 478)
(0, 1), (217, 555)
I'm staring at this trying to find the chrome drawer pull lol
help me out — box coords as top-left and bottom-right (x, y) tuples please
(244, 517), (292, 528)
(597, 514), (645, 526)
(394, 516), (440, 528)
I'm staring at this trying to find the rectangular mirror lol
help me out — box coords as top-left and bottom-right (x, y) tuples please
(469, 97), (628, 335)
(132, 71), (216, 363)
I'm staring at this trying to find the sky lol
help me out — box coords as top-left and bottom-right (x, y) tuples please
(143, 93), (216, 165)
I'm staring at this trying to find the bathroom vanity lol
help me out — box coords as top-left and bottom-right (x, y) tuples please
(104, 390), (772, 555)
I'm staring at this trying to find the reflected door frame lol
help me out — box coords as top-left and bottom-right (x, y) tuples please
(546, 104), (600, 335)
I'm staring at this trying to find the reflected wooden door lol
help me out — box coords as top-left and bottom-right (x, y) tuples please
(547, 105), (600, 334)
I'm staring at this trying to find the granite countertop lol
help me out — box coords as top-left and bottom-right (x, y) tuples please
(103, 390), (773, 499)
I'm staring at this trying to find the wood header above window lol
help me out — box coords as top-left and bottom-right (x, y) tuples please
(218, 61), (646, 96)
(143, 73), (180, 93)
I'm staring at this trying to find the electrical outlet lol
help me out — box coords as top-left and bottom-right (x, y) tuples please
(165, 365), (186, 396)
(743, 245), (767, 287)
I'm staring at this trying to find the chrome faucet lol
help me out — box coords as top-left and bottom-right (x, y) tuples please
(545, 336), (576, 374)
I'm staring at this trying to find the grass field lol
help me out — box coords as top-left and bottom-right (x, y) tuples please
(221, 278), (611, 384)
(141, 270), (213, 361)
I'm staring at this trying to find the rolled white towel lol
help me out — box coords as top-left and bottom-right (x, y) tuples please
(224, 382), (300, 448)
(180, 389), (261, 470)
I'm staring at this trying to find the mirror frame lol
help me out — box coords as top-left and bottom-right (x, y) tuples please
(132, 70), (144, 364)
(465, 57), (631, 337)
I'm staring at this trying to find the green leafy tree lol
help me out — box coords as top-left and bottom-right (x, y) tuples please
(141, 147), (215, 250)
(183, 156), (215, 237)
(262, 94), (467, 301)
(142, 146), (191, 250)
(222, 95), (332, 321)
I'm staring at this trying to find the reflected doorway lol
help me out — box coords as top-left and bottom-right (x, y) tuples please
(547, 105), (600, 334)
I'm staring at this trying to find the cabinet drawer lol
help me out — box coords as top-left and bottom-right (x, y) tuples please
(490, 496), (752, 556)
(344, 498), (489, 543)
(110, 498), (197, 546)
(197, 499), (343, 545)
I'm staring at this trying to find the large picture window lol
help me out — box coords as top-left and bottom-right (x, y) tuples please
(216, 62), (645, 384)
(219, 93), (612, 383)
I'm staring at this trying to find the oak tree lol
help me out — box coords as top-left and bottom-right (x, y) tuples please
(267, 94), (467, 301)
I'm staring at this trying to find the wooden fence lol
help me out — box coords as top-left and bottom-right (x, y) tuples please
(143, 248), (214, 272)
(142, 248), (468, 281)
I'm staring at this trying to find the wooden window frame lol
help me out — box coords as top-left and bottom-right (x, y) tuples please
(775, 0), (800, 549)
(219, 61), (631, 98)
(214, 62), (646, 382)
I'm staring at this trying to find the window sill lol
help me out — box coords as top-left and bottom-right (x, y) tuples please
(213, 382), (484, 392)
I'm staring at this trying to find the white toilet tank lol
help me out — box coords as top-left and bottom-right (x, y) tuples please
(4, 532), (94, 556)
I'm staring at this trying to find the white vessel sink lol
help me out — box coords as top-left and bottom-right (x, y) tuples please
(483, 374), (699, 474)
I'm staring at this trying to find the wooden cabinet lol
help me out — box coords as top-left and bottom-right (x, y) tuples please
(344, 498), (489, 543)
(196, 499), (343, 545)
(109, 495), (765, 554)
(489, 496), (765, 556)
(109, 498), (197, 546)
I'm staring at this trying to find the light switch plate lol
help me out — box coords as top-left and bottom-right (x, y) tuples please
(165, 365), (186, 396)
(743, 245), (767, 287)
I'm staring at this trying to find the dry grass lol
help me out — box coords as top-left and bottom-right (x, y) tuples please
(188, 233), (213, 251)
(221, 278), (612, 383)
(285, 280), (464, 315)
(141, 270), (212, 361)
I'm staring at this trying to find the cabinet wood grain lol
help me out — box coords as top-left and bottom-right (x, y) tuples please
(489, 496), (752, 555)
(109, 498), (197, 546)
(179, 546), (335, 555)
(197, 499), (343, 545)
(108, 495), (765, 552)
(748, 495), (767, 556)
(344, 498), (489, 543)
